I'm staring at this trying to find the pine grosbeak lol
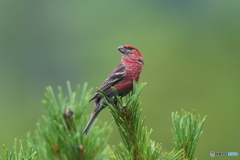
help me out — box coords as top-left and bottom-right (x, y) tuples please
(82, 45), (144, 135)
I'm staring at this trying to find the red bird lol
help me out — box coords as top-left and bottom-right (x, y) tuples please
(82, 45), (144, 135)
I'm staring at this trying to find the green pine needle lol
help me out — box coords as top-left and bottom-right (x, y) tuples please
(0, 139), (37, 160)
(1, 81), (206, 160)
(28, 82), (112, 160)
(103, 82), (185, 160)
(171, 110), (206, 160)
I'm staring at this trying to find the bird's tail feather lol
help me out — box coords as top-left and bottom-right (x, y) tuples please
(82, 100), (105, 135)
(82, 111), (100, 135)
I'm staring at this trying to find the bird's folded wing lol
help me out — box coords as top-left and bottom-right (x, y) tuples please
(89, 64), (126, 102)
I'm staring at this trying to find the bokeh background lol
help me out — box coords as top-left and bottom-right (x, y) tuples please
(1, 1), (240, 159)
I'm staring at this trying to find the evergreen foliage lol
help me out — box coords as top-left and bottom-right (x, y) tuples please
(103, 82), (184, 160)
(0, 139), (37, 160)
(1, 82), (206, 160)
(27, 82), (112, 160)
(171, 111), (206, 160)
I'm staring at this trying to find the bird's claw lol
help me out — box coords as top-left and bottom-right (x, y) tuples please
(116, 105), (127, 113)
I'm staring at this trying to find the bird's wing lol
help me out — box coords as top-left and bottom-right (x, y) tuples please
(89, 64), (126, 102)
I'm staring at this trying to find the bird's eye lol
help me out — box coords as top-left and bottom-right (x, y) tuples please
(125, 47), (133, 50)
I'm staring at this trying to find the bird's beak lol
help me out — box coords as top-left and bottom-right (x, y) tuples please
(117, 46), (125, 53)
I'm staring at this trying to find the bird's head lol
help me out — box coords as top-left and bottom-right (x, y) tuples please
(117, 45), (144, 65)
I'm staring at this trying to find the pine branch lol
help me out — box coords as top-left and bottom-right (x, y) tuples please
(102, 82), (185, 160)
(0, 139), (37, 160)
(171, 110), (206, 160)
(1, 82), (206, 160)
(28, 81), (112, 160)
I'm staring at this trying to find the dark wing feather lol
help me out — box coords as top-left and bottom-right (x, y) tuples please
(89, 64), (126, 102)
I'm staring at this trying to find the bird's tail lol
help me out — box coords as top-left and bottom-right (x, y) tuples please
(82, 99), (105, 135)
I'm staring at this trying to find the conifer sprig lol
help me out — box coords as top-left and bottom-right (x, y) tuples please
(28, 82), (112, 160)
(1, 82), (206, 160)
(172, 110), (206, 160)
(0, 139), (37, 160)
(103, 82), (184, 160)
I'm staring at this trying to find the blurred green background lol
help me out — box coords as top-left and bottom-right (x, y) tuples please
(1, 1), (240, 159)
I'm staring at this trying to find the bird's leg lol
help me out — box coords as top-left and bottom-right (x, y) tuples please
(112, 98), (121, 111)
(113, 98), (128, 113)
(120, 105), (127, 113)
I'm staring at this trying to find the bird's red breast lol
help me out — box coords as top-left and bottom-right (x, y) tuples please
(114, 61), (143, 97)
